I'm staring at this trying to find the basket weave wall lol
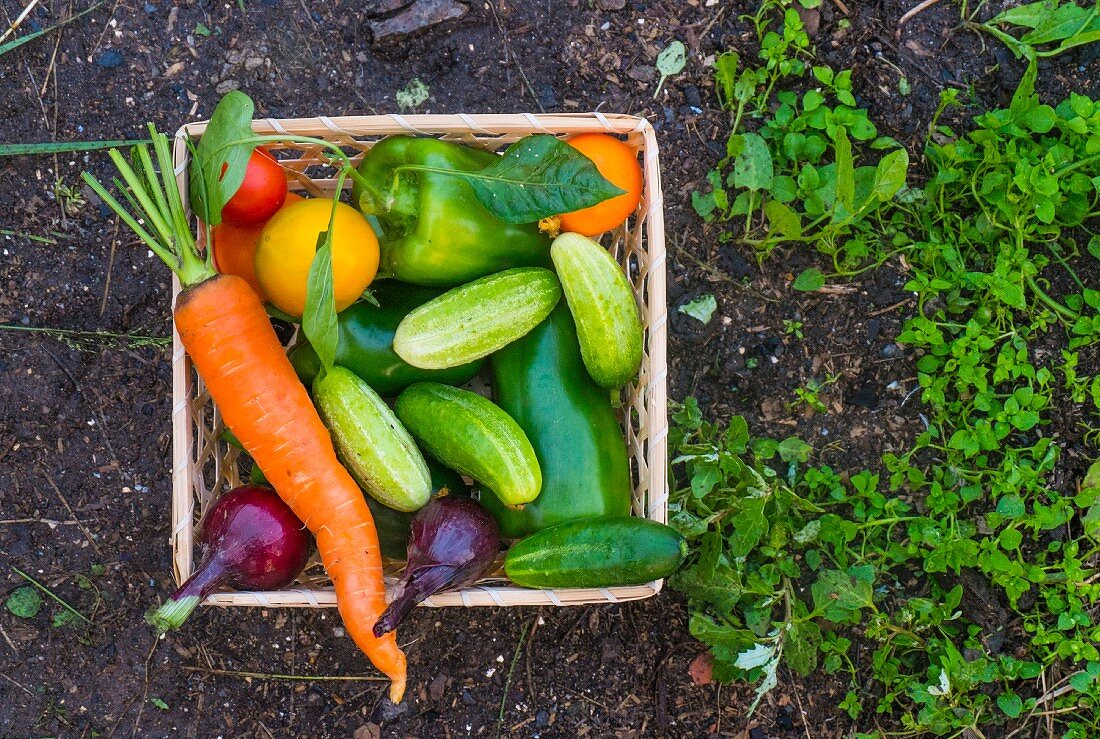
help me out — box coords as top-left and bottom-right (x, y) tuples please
(169, 113), (667, 609)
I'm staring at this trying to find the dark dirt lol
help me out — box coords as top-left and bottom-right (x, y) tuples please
(2, 1), (1098, 737)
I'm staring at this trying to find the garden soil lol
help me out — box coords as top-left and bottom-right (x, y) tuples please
(1, 1), (1098, 737)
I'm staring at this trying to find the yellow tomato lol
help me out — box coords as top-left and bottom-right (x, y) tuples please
(255, 198), (380, 317)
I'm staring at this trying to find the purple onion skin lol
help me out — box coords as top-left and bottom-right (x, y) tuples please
(147, 485), (312, 631)
(374, 497), (500, 636)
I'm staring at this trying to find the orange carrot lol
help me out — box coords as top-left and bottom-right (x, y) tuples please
(82, 127), (407, 702)
(177, 275), (407, 701)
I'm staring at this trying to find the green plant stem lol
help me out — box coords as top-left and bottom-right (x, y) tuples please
(221, 134), (371, 192)
(12, 566), (90, 624)
(1026, 275), (1079, 323)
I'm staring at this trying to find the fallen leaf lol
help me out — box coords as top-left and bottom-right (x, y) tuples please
(688, 652), (714, 686)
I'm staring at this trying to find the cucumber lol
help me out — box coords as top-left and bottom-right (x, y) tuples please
(486, 304), (632, 538)
(395, 382), (541, 507)
(368, 459), (469, 560)
(550, 232), (643, 389)
(392, 267), (561, 369)
(313, 366), (431, 512)
(288, 281), (484, 395)
(504, 517), (687, 588)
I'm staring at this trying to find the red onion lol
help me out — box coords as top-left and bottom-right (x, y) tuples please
(147, 485), (312, 631)
(373, 497), (500, 636)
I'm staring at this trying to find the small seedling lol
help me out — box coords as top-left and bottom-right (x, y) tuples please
(396, 78), (430, 110)
(653, 40), (686, 98)
(783, 319), (804, 339)
(678, 294), (717, 324)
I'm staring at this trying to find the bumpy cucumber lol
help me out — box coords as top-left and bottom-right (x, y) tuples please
(395, 382), (541, 507)
(550, 232), (643, 389)
(504, 517), (687, 588)
(392, 267), (561, 369)
(313, 366), (431, 512)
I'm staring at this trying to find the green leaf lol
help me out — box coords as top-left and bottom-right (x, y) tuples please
(997, 495), (1027, 518)
(732, 133), (774, 192)
(6, 586), (41, 618)
(729, 497), (768, 558)
(678, 294), (717, 324)
(189, 90), (256, 226)
(302, 234), (338, 372)
(656, 40), (687, 76)
(402, 134), (625, 224)
(714, 52), (740, 110)
(396, 78), (430, 110)
(151, 698), (169, 711)
(764, 200), (802, 239)
(654, 40), (687, 98)
(871, 149), (909, 202)
(776, 437), (812, 463)
(785, 621), (821, 676)
(997, 692), (1024, 718)
(811, 568), (873, 623)
(792, 267), (826, 292)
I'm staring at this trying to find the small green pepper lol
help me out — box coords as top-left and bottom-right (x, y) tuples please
(352, 136), (551, 287)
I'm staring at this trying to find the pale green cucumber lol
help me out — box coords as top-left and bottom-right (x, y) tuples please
(392, 267), (562, 369)
(313, 366), (431, 512)
(395, 382), (541, 507)
(550, 232), (643, 389)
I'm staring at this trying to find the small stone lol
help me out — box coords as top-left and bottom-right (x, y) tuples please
(96, 50), (124, 69)
(461, 688), (476, 706)
(627, 64), (656, 82)
(535, 708), (550, 728)
(144, 2), (156, 12)
(372, 697), (408, 722)
(370, 0), (467, 43)
(245, 56), (265, 70)
(535, 82), (558, 110)
(683, 85), (702, 110)
(215, 79), (240, 94)
(882, 343), (903, 359)
(866, 318), (881, 343)
(597, 0), (626, 9)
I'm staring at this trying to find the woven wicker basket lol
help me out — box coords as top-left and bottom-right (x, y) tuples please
(169, 113), (668, 609)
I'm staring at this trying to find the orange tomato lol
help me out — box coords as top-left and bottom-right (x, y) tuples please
(212, 193), (303, 300)
(255, 198), (380, 318)
(559, 133), (643, 236)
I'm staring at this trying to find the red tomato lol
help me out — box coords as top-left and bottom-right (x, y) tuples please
(213, 192), (303, 299)
(221, 149), (288, 227)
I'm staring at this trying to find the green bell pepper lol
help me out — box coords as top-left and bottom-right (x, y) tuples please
(288, 280), (484, 395)
(352, 136), (551, 286)
(485, 302), (632, 538)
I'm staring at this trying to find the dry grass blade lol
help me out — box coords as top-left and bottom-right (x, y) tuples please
(180, 666), (386, 682)
(0, 0), (40, 44)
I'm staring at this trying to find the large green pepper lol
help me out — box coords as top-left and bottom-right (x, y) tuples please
(289, 281), (483, 395)
(351, 136), (551, 286)
(486, 303), (632, 538)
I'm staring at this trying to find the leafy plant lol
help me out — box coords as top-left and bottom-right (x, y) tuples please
(676, 6), (1100, 735)
(693, 7), (909, 269)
